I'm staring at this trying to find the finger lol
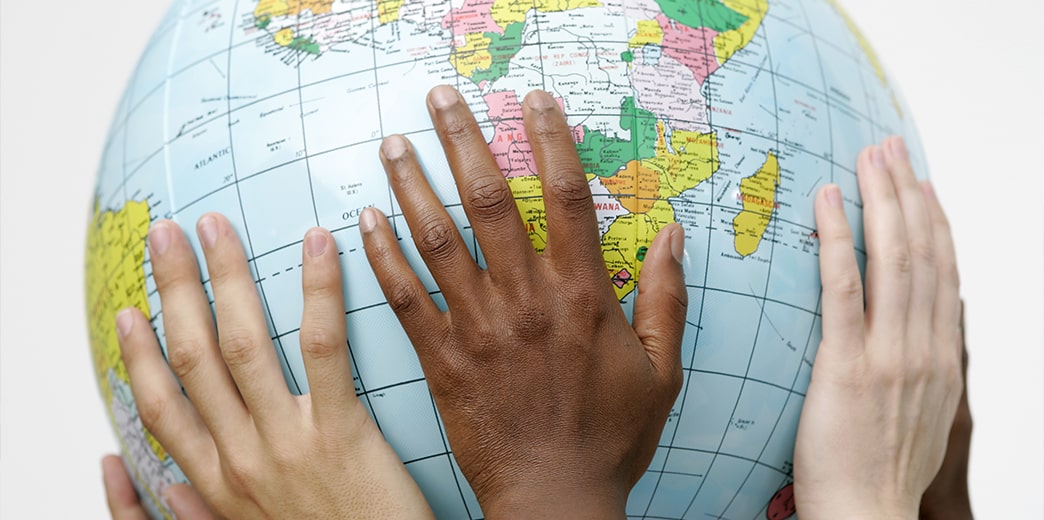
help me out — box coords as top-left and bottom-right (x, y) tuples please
(102, 455), (149, 520)
(426, 85), (536, 278)
(298, 228), (360, 428)
(521, 90), (604, 276)
(117, 307), (215, 471)
(882, 136), (936, 339)
(164, 484), (218, 520)
(380, 134), (481, 303)
(359, 208), (447, 359)
(921, 182), (962, 355)
(813, 184), (865, 351)
(197, 213), (296, 432)
(856, 145), (910, 330)
(149, 219), (248, 442)
(632, 223), (687, 387)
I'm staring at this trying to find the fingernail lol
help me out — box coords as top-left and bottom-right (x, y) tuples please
(889, 136), (909, 160)
(527, 90), (557, 111)
(148, 223), (171, 256)
(116, 308), (134, 339)
(429, 85), (459, 110)
(305, 229), (327, 257)
(870, 146), (887, 170)
(381, 135), (407, 160)
(825, 184), (843, 208)
(198, 216), (218, 248)
(359, 208), (377, 233)
(670, 226), (685, 264)
(920, 180), (937, 201)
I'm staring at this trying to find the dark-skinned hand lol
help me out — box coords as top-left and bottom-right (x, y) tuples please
(359, 85), (688, 519)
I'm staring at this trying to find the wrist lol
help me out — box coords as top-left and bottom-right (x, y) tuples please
(798, 493), (919, 520)
(479, 481), (628, 520)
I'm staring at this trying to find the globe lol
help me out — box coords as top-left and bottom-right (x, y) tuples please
(85, 0), (927, 518)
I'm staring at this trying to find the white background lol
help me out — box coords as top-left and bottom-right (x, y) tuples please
(2, 1), (1041, 517)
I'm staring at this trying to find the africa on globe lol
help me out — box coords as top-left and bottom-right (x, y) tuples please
(85, 0), (926, 518)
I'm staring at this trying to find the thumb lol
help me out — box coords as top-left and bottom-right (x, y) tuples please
(633, 223), (688, 383)
(102, 455), (149, 520)
(164, 484), (218, 520)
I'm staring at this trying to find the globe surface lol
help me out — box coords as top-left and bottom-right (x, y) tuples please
(86, 0), (926, 518)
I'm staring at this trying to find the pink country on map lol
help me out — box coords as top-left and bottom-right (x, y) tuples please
(630, 51), (711, 132)
(656, 14), (721, 85)
(485, 90), (579, 178)
(441, 0), (502, 36)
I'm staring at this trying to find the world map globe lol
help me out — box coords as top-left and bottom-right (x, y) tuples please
(86, 0), (927, 518)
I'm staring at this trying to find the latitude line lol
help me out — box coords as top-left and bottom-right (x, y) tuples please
(681, 1), (782, 515)
(639, 0), (724, 515)
(105, 29), (891, 162)
(219, 0), (302, 395)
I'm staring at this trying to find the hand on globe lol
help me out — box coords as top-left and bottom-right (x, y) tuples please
(102, 455), (213, 519)
(919, 302), (974, 520)
(358, 85), (688, 519)
(115, 217), (433, 519)
(793, 137), (964, 519)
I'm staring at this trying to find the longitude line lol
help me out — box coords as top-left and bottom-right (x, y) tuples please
(112, 18), (170, 517)
(681, 1), (784, 516)
(436, 5), (478, 518)
(639, 0), (723, 515)
(350, 0), (386, 437)
(370, 0), (397, 237)
(221, 0), (301, 394)
(294, 10), (322, 227)
(715, 0), (836, 514)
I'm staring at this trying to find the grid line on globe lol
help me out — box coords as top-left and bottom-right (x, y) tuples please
(85, 0), (928, 518)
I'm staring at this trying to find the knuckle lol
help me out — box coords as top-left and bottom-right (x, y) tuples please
(204, 257), (237, 285)
(220, 332), (260, 369)
(531, 122), (568, 144)
(827, 274), (864, 302)
(166, 340), (206, 381)
(427, 349), (471, 394)
(222, 456), (260, 495)
(464, 178), (516, 223)
(544, 175), (592, 211)
(909, 241), (936, 265)
(823, 223), (853, 242)
(136, 394), (170, 433)
(302, 270), (337, 301)
(154, 263), (200, 294)
(508, 302), (553, 340)
(665, 287), (689, 316)
(267, 443), (298, 473)
(562, 278), (599, 308)
(441, 116), (479, 144)
(882, 248), (913, 277)
(299, 326), (343, 361)
(417, 218), (460, 264)
(366, 240), (394, 265)
(385, 276), (422, 317)
(904, 350), (932, 382)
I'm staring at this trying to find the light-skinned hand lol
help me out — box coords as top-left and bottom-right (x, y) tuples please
(115, 216), (433, 519)
(358, 85), (688, 519)
(794, 137), (963, 519)
(101, 454), (214, 519)
(919, 303), (973, 520)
